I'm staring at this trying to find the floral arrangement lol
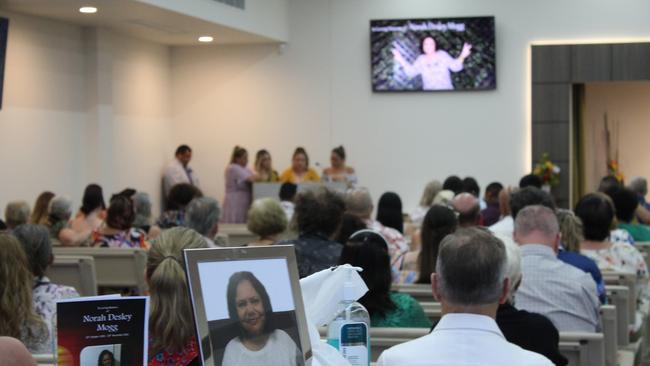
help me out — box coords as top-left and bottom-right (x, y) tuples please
(533, 153), (561, 187)
(607, 159), (624, 183)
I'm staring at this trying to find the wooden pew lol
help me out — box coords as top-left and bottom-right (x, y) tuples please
(46, 255), (97, 296)
(52, 247), (147, 295)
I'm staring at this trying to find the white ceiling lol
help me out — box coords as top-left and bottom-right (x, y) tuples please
(0, 0), (277, 45)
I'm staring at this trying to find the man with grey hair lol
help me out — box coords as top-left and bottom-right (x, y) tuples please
(378, 227), (552, 366)
(184, 197), (221, 247)
(451, 192), (480, 227)
(514, 205), (600, 332)
(345, 188), (408, 273)
(4, 201), (30, 230)
(628, 176), (650, 224)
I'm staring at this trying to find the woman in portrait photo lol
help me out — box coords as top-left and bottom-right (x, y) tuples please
(222, 271), (302, 366)
(392, 36), (472, 90)
(97, 350), (115, 366)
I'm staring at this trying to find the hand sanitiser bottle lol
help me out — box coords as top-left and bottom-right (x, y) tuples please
(327, 275), (370, 366)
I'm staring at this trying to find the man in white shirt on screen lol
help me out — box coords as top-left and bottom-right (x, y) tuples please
(162, 144), (200, 198)
(377, 227), (552, 366)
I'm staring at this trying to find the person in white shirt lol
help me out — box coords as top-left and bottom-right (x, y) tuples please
(489, 186), (555, 237)
(162, 145), (200, 199)
(377, 227), (552, 366)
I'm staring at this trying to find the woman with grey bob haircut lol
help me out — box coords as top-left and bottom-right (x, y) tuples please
(4, 201), (31, 230)
(47, 196), (92, 246)
(247, 198), (288, 246)
(184, 197), (221, 246)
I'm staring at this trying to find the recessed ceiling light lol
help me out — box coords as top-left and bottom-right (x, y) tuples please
(198, 36), (214, 43)
(79, 6), (98, 14)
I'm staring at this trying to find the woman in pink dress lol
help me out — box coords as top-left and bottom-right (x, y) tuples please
(222, 146), (257, 223)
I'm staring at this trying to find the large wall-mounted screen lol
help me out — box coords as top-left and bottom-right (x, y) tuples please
(371, 16), (496, 92)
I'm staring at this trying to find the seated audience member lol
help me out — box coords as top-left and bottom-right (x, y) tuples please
(322, 145), (357, 186)
(556, 209), (606, 303)
(629, 177), (650, 209)
(598, 175), (622, 193)
(68, 184), (106, 235)
(514, 205), (600, 332)
(413, 205), (458, 284)
(442, 175), (463, 195)
(0, 233), (48, 353)
(376, 192), (404, 233)
(377, 227), (553, 366)
(13, 224), (79, 351)
(481, 182), (503, 227)
(498, 237), (568, 366)
(432, 189), (455, 207)
(609, 187), (650, 241)
(184, 197), (221, 247)
(278, 182), (297, 222)
(334, 213), (368, 245)
(132, 192), (161, 239)
(254, 149), (279, 182)
(576, 193), (649, 299)
(277, 187), (345, 277)
(147, 227), (207, 365)
(0, 337), (37, 366)
(29, 191), (55, 225)
(46, 196), (91, 246)
(410, 180), (442, 226)
(462, 176), (486, 210)
(4, 201), (30, 230)
(519, 174), (543, 189)
(279, 147), (320, 183)
(628, 176), (650, 225)
(246, 198), (287, 246)
(92, 195), (147, 249)
(340, 230), (431, 328)
(158, 183), (203, 229)
(451, 193), (480, 227)
(490, 187), (555, 237)
(345, 188), (408, 275)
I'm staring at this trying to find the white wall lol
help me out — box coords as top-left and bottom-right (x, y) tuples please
(0, 11), (86, 209)
(137, 0), (289, 42)
(584, 82), (650, 193)
(171, 0), (650, 211)
(0, 11), (172, 214)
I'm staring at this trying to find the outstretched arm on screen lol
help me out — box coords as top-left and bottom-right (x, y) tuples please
(449, 42), (472, 72)
(392, 48), (419, 77)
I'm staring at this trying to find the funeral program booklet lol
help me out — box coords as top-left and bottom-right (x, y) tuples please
(56, 295), (149, 366)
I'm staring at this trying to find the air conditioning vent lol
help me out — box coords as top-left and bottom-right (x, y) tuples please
(212, 0), (245, 10)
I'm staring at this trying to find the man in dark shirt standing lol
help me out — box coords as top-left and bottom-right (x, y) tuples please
(277, 187), (345, 278)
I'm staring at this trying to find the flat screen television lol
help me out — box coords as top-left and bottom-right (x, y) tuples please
(370, 16), (496, 92)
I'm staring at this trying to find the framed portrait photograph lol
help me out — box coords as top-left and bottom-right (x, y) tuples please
(184, 245), (312, 366)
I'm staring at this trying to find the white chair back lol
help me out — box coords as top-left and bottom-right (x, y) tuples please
(606, 285), (630, 346)
(599, 305), (617, 366)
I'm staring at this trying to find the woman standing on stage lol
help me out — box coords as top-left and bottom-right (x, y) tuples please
(222, 146), (257, 223)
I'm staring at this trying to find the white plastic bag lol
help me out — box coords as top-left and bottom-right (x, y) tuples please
(300, 265), (369, 366)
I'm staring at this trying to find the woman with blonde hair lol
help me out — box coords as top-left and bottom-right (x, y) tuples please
(410, 180), (442, 226)
(556, 209), (605, 303)
(147, 227), (207, 366)
(30, 191), (55, 225)
(254, 149), (279, 182)
(0, 233), (48, 353)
